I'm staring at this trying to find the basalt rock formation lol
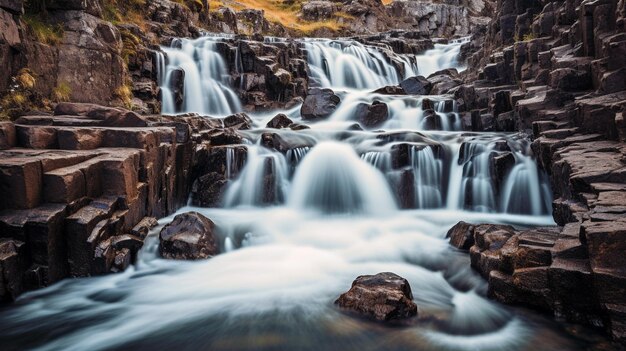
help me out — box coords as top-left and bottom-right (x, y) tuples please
(445, 0), (626, 343)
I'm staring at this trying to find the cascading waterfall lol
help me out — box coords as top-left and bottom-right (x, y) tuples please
(304, 39), (418, 89)
(159, 36), (242, 116)
(411, 146), (444, 209)
(289, 141), (397, 214)
(1, 36), (589, 351)
(224, 145), (289, 206)
(415, 37), (470, 77)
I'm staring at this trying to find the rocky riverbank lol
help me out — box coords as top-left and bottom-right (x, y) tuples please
(438, 0), (626, 343)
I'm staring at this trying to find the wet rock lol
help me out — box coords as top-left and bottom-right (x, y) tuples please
(224, 113), (253, 130)
(301, 88), (340, 120)
(159, 212), (219, 260)
(447, 221), (475, 250)
(205, 128), (243, 146)
(0, 239), (27, 302)
(266, 113), (293, 129)
(191, 172), (228, 207)
(354, 101), (389, 128)
(428, 74), (461, 95)
(373, 85), (406, 95)
(130, 217), (158, 239)
(400, 76), (432, 95)
(169, 68), (185, 110)
(335, 272), (418, 321)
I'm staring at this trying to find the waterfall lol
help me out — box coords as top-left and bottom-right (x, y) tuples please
(289, 141), (397, 214)
(304, 39), (417, 89)
(457, 142), (497, 212)
(159, 36), (242, 116)
(415, 37), (470, 77)
(1, 34), (573, 351)
(224, 146), (290, 207)
(361, 151), (392, 172)
(411, 146), (444, 209)
(500, 152), (549, 215)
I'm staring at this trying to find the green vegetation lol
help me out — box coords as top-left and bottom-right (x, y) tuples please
(52, 82), (72, 102)
(22, 13), (64, 45)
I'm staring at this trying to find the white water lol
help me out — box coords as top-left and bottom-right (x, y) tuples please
(160, 37), (242, 116)
(0, 36), (589, 351)
(304, 39), (418, 89)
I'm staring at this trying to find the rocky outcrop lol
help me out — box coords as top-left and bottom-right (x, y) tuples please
(448, 0), (626, 343)
(0, 102), (196, 299)
(159, 211), (219, 260)
(335, 272), (418, 321)
(387, 0), (492, 37)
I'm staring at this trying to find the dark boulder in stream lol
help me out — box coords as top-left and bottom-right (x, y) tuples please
(159, 212), (219, 260)
(301, 88), (341, 120)
(335, 272), (418, 321)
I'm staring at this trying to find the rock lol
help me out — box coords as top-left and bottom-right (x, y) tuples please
(447, 221), (475, 250)
(400, 76), (432, 95)
(0, 122), (16, 150)
(159, 212), (219, 260)
(0, 239), (26, 301)
(168, 68), (185, 110)
(0, 0), (24, 14)
(429, 74), (461, 95)
(301, 1), (338, 21)
(335, 272), (418, 321)
(354, 101), (389, 128)
(205, 128), (243, 146)
(191, 172), (228, 207)
(224, 113), (253, 130)
(266, 114), (293, 129)
(301, 88), (340, 120)
(46, 0), (103, 17)
(130, 217), (158, 239)
(373, 85), (406, 95)
(54, 103), (147, 127)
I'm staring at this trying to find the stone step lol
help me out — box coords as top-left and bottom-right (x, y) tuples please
(14, 125), (176, 151)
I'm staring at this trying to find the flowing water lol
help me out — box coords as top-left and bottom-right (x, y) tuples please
(0, 36), (605, 351)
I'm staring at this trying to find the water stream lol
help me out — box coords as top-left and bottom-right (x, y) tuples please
(0, 36), (601, 351)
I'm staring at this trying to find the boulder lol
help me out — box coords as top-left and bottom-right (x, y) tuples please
(447, 221), (475, 250)
(428, 74), (461, 95)
(159, 212), (219, 260)
(354, 101), (389, 128)
(335, 272), (418, 321)
(301, 88), (340, 120)
(224, 113), (253, 130)
(266, 113), (293, 129)
(400, 76), (432, 95)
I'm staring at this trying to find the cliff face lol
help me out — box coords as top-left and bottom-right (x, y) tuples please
(451, 0), (626, 343)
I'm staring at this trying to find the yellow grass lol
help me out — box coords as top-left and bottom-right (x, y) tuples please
(219, 0), (343, 34)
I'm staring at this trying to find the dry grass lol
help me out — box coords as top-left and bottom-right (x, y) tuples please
(220, 0), (344, 35)
(22, 13), (64, 45)
(53, 82), (72, 102)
